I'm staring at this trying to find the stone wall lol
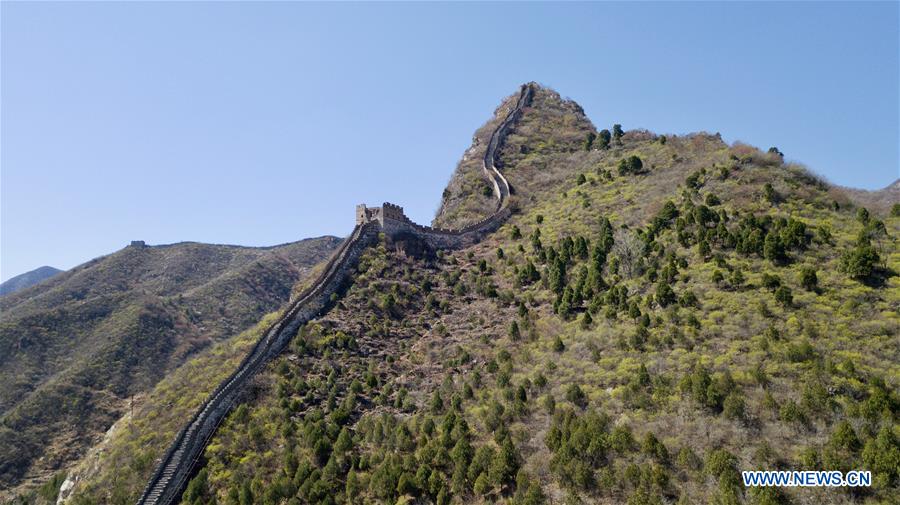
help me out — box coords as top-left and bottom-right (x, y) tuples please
(136, 223), (379, 505)
(136, 82), (534, 505)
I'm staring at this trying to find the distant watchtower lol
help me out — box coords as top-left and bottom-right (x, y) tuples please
(130, 240), (146, 248)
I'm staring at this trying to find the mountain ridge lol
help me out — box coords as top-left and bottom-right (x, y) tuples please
(8, 83), (899, 505)
(0, 267), (62, 297)
(0, 236), (341, 496)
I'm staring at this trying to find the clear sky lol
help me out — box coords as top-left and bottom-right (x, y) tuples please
(2, 1), (898, 282)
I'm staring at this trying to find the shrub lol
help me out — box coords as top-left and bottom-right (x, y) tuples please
(774, 286), (793, 307)
(761, 273), (781, 291)
(841, 241), (879, 280)
(723, 392), (745, 420)
(712, 270), (725, 284)
(490, 436), (521, 486)
(543, 394), (556, 414)
(430, 391), (444, 413)
(553, 336), (565, 353)
(583, 132), (596, 151)
(641, 433), (669, 463)
(655, 282), (676, 307)
(763, 232), (786, 264)
(610, 425), (636, 453)
(730, 268), (745, 288)
(862, 425), (900, 489)
(565, 384), (588, 409)
(763, 183), (778, 204)
(686, 171), (703, 189)
(679, 290), (699, 308)
(509, 321), (521, 341)
(778, 400), (806, 425)
(618, 155), (644, 176)
(698, 238), (711, 258)
(705, 449), (738, 481)
(473, 472), (491, 495)
(800, 267), (818, 291)
(598, 129), (611, 149)
(580, 312), (593, 330)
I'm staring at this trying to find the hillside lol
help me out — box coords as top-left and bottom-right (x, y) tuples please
(0, 267), (62, 297)
(0, 237), (340, 497)
(835, 179), (900, 218)
(17, 84), (900, 505)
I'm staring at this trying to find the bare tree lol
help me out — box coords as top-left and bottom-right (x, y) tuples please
(612, 229), (645, 278)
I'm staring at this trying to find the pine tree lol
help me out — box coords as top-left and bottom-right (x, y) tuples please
(430, 391), (444, 414)
(800, 266), (818, 291)
(774, 286), (793, 307)
(841, 239), (879, 280)
(598, 129), (611, 149)
(580, 311), (593, 330)
(763, 232), (785, 263)
(553, 336), (565, 353)
(509, 320), (521, 341)
(583, 132), (596, 151)
(656, 281), (676, 307)
(490, 436), (521, 486)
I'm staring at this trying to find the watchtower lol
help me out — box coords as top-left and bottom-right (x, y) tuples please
(356, 202), (410, 227)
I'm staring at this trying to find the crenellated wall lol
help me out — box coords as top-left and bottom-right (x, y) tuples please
(135, 83), (533, 505)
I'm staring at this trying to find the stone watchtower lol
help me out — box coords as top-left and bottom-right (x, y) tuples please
(356, 202), (409, 227)
(356, 204), (382, 226)
(355, 204), (369, 225)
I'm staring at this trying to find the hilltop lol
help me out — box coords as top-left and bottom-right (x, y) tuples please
(14, 84), (900, 505)
(0, 267), (62, 297)
(0, 237), (340, 496)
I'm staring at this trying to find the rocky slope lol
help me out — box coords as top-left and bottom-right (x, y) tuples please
(0, 237), (340, 498)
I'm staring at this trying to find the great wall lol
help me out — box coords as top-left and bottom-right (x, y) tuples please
(135, 82), (534, 505)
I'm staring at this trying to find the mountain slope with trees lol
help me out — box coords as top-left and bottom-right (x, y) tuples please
(20, 84), (899, 505)
(0, 237), (340, 497)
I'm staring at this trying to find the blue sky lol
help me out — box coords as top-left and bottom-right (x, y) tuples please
(2, 1), (898, 282)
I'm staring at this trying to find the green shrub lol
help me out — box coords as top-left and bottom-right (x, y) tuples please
(598, 129), (611, 149)
(799, 267), (818, 291)
(553, 336), (565, 353)
(565, 384), (588, 409)
(841, 241), (879, 280)
(774, 286), (793, 307)
(618, 155), (644, 176)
